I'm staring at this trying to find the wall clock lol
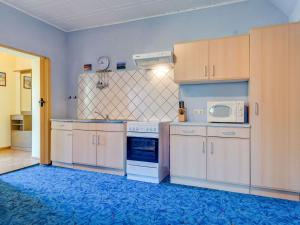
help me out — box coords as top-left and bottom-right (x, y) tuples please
(97, 56), (110, 71)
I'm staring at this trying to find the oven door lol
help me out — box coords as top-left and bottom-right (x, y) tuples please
(127, 136), (159, 163)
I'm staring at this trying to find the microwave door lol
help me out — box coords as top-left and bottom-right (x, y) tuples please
(208, 104), (236, 122)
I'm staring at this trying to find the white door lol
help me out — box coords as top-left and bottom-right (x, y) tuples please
(207, 137), (250, 185)
(97, 131), (125, 169)
(170, 135), (206, 180)
(73, 130), (97, 166)
(51, 130), (72, 163)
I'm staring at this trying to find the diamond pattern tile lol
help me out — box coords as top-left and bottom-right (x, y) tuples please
(77, 69), (179, 121)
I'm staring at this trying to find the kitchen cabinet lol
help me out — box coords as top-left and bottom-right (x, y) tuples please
(170, 124), (250, 193)
(51, 122), (73, 164)
(97, 131), (125, 169)
(207, 137), (250, 185)
(209, 35), (249, 81)
(174, 40), (209, 82)
(170, 133), (206, 180)
(71, 122), (126, 170)
(250, 23), (300, 192)
(174, 35), (249, 83)
(73, 130), (97, 166)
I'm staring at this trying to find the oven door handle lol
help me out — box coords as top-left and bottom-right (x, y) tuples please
(127, 132), (159, 139)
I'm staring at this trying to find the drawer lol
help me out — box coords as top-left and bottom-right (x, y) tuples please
(127, 164), (158, 177)
(72, 122), (97, 131)
(95, 123), (125, 132)
(11, 115), (23, 120)
(52, 121), (73, 131)
(170, 125), (206, 136)
(207, 127), (250, 139)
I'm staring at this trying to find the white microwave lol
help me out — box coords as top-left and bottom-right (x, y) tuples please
(207, 101), (248, 123)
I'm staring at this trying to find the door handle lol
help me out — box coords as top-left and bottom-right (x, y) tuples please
(255, 102), (259, 115)
(39, 98), (46, 107)
(92, 135), (96, 145)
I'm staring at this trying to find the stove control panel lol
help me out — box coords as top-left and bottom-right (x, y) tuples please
(127, 122), (160, 133)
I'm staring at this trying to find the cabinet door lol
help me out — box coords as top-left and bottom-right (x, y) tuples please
(51, 130), (72, 163)
(207, 137), (250, 185)
(209, 35), (249, 80)
(288, 23), (300, 191)
(97, 131), (125, 169)
(170, 135), (206, 180)
(174, 40), (209, 83)
(250, 25), (291, 191)
(73, 130), (97, 166)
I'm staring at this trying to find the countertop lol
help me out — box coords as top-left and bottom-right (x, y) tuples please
(51, 119), (250, 128)
(171, 121), (251, 128)
(51, 118), (127, 124)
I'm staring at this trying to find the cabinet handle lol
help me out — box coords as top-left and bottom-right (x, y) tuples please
(182, 130), (195, 134)
(210, 142), (214, 154)
(255, 102), (259, 116)
(212, 65), (215, 77)
(202, 141), (206, 154)
(205, 65), (208, 77)
(222, 131), (236, 136)
(92, 135), (96, 145)
(97, 136), (100, 145)
(67, 133), (73, 137)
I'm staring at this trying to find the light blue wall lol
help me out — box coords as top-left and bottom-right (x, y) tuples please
(0, 3), (68, 118)
(66, 0), (288, 118)
(290, 1), (300, 22)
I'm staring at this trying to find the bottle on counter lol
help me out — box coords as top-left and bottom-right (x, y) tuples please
(178, 101), (187, 122)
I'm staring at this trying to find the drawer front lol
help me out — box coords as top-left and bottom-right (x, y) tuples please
(207, 127), (250, 139)
(72, 123), (97, 131)
(52, 122), (73, 131)
(171, 125), (206, 136)
(11, 115), (23, 120)
(95, 123), (125, 132)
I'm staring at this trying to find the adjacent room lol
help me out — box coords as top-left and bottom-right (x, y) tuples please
(0, 48), (40, 174)
(0, 0), (299, 224)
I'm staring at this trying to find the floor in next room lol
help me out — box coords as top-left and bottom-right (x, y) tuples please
(0, 166), (299, 225)
(0, 149), (39, 174)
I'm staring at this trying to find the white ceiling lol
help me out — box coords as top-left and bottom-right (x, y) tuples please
(268, 0), (299, 17)
(0, 0), (248, 32)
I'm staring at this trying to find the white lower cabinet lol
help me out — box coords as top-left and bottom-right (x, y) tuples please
(170, 124), (250, 193)
(170, 135), (206, 180)
(207, 137), (250, 185)
(51, 121), (126, 174)
(51, 122), (73, 164)
(51, 129), (73, 164)
(73, 130), (97, 166)
(97, 131), (125, 169)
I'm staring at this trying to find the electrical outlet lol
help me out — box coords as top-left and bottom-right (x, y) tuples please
(193, 109), (205, 115)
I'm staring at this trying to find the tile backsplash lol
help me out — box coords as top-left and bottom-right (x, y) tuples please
(77, 69), (179, 121)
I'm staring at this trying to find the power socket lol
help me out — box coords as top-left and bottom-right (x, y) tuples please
(193, 109), (205, 115)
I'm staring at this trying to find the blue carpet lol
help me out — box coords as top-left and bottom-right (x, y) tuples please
(0, 166), (299, 225)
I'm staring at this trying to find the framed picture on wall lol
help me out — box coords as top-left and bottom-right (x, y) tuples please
(0, 72), (6, 87)
(23, 76), (32, 89)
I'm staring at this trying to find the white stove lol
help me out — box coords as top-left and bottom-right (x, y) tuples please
(126, 121), (170, 183)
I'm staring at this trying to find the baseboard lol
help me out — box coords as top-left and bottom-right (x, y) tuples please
(52, 161), (125, 176)
(0, 146), (10, 150)
(10, 147), (32, 152)
(250, 187), (300, 201)
(171, 176), (250, 194)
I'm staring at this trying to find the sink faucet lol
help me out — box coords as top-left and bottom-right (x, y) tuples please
(94, 111), (109, 120)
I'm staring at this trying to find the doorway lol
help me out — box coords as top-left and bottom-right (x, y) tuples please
(0, 45), (51, 174)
